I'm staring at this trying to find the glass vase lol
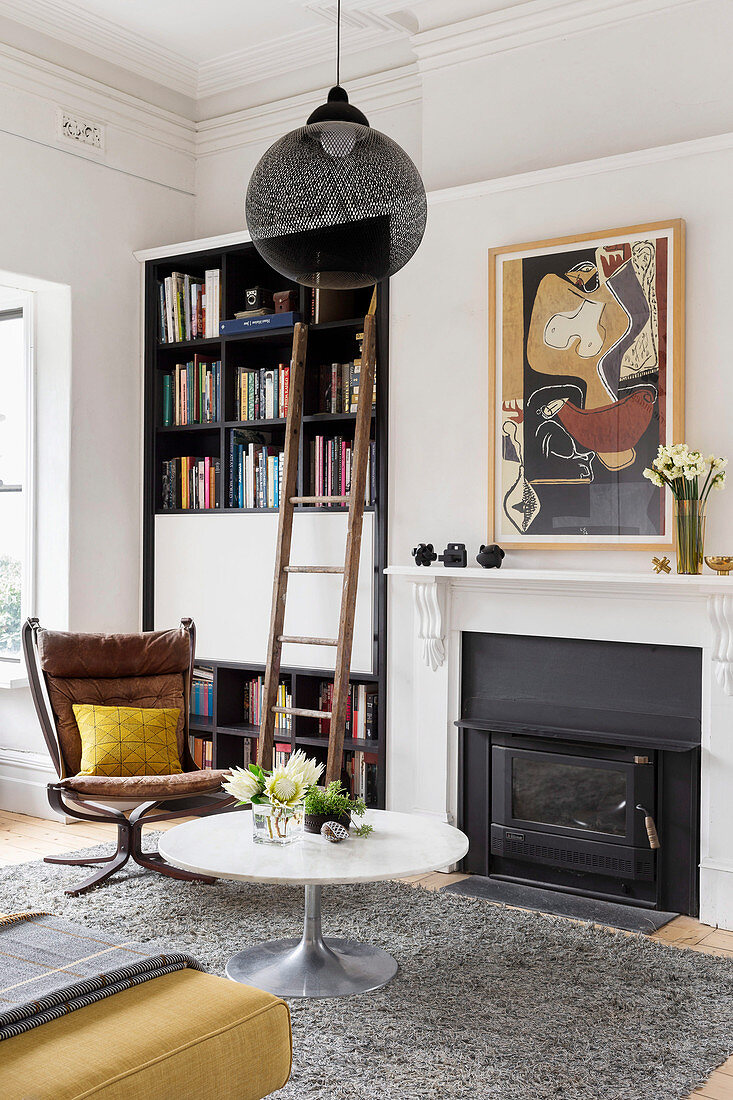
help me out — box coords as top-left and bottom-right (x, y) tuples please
(675, 499), (706, 575)
(252, 801), (305, 845)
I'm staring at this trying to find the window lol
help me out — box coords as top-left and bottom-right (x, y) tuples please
(0, 305), (31, 662)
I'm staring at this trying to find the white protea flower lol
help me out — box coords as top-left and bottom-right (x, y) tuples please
(642, 467), (664, 488)
(285, 749), (324, 790)
(265, 766), (305, 808)
(222, 766), (263, 804)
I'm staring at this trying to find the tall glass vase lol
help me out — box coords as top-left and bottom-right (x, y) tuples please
(674, 499), (706, 575)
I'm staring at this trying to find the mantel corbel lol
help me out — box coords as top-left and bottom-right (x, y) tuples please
(412, 575), (446, 671)
(709, 594), (733, 696)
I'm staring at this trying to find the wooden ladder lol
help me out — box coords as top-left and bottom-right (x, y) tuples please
(256, 311), (377, 784)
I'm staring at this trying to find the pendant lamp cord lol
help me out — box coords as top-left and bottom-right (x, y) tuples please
(336, 0), (341, 86)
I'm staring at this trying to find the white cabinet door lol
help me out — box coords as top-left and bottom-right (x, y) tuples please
(154, 511), (375, 674)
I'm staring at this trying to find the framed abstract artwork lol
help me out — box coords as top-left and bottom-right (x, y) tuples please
(489, 221), (685, 549)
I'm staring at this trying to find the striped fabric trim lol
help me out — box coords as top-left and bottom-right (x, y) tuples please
(0, 912), (50, 928)
(0, 958), (200, 1041)
(0, 913), (204, 1041)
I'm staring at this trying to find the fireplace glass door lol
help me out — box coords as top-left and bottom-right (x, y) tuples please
(492, 746), (653, 848)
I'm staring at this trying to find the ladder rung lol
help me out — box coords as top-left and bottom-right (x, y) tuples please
(284, 565), (344, 574)
(290, 495), (350, 504)
(273, 706), (332, 720)
(279, 635), (338, 646)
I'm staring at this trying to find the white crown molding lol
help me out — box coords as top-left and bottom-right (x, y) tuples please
(412, 0), (706, 72)
(0, 0), (198, 97)
(0, 0), (709, 105)
(427, 129), (733, 206)
(0, 39), (195, 156)
(196, 64), (421, 159)
(198, 2), (411, 99)
(0, 0), (413, 101)
(134, 230), (251, 264)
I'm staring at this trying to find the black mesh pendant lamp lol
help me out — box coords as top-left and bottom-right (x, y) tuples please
(245, 0), (427, 289)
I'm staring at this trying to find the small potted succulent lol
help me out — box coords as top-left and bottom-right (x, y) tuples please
(304, 780), (367, 835)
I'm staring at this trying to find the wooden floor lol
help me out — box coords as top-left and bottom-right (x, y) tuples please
(1, 809), (731, 1098)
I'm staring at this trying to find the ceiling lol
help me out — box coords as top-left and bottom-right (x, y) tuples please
(0, 0), (660, 116)
(27, 0), (331, 65)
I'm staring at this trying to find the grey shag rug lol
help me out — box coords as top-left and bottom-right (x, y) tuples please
(1, 836), (732, 1100)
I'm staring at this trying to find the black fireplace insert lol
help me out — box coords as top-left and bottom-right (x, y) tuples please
(458, 632), (702, 914)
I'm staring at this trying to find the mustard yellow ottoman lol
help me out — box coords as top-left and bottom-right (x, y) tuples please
(0, 969), (292, 1100)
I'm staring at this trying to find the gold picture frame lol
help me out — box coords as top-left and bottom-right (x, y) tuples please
(488, 220), (685, 550)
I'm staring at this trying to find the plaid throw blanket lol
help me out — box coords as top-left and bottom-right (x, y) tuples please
(0, 912), (203, 1041)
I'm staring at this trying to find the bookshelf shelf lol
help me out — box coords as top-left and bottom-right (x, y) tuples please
(295, 736), (379, 752)
(224, 418), (286, 429)
(143, 238), (388, 807)
(157, 423), (221, 433)
(190, 716), (213, 733)
(158, 337), (221, 352)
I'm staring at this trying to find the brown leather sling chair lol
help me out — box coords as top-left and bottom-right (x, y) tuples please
(22, 617), (234, 896)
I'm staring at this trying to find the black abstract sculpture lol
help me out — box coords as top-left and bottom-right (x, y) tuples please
(476, 544), (505, 569)
(438, 543), (467, 568)
(412, 543), (437, 567)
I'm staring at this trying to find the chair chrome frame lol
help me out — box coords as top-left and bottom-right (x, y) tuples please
(22, 617), (233, 896)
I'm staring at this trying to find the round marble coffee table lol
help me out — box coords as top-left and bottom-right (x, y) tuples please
(159, 808), (468, 999)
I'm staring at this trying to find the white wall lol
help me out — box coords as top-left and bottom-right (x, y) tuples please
(4, 0), (733, 818)
(185, 0), (733, 814)
(0, 53), (195, 814)
(386, 135), (733, 808)
(417, 0), (733, 191)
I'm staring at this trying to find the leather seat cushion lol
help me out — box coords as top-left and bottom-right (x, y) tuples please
(38, 627), (190, 680)
(58, 769), (227, 799)
(45, 675), (187, 777)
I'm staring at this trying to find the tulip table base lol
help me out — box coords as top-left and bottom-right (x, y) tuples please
(158, 808), (469, 1000)
(225, 884), (398, 999)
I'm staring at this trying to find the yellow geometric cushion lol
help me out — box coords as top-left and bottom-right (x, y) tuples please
(72, 705), (182, 777)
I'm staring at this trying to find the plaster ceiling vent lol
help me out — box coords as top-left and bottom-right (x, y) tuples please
(56, 109), (105, 153)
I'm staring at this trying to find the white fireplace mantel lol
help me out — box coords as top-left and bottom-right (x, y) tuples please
(385, 564), (733, 929)
(386, 566), (733, 694)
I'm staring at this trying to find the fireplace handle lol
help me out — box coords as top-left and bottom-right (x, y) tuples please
(636, 804), (660, 850)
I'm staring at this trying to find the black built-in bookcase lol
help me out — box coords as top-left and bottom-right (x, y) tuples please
(142, 240), (388, 806)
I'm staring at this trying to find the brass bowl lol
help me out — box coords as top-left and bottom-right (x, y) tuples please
(705, 556), (733, 576)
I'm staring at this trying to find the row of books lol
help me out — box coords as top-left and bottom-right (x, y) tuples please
(317, 361), (375, 415)
(191, 666), (213, 717)
(190, 736), (213, 769)
(162, 358), (221, 426)
(317, 682), (378, 740)
(244, 676), (292, 732)
(229, 431), (284, 509)
(159, 269), (221, 343)
(161, 457), (221, 510)
(308, 437), (376, 506)
(344, 751), (379, 806)
(234, 363), (290, 422)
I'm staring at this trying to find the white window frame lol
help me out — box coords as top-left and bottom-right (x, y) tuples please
(0, 291), (35, 686)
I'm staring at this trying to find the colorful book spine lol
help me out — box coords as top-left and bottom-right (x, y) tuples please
(161, 457), (220, 510)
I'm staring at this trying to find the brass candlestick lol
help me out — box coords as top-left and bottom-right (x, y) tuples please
(705, 556), (733, 576)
